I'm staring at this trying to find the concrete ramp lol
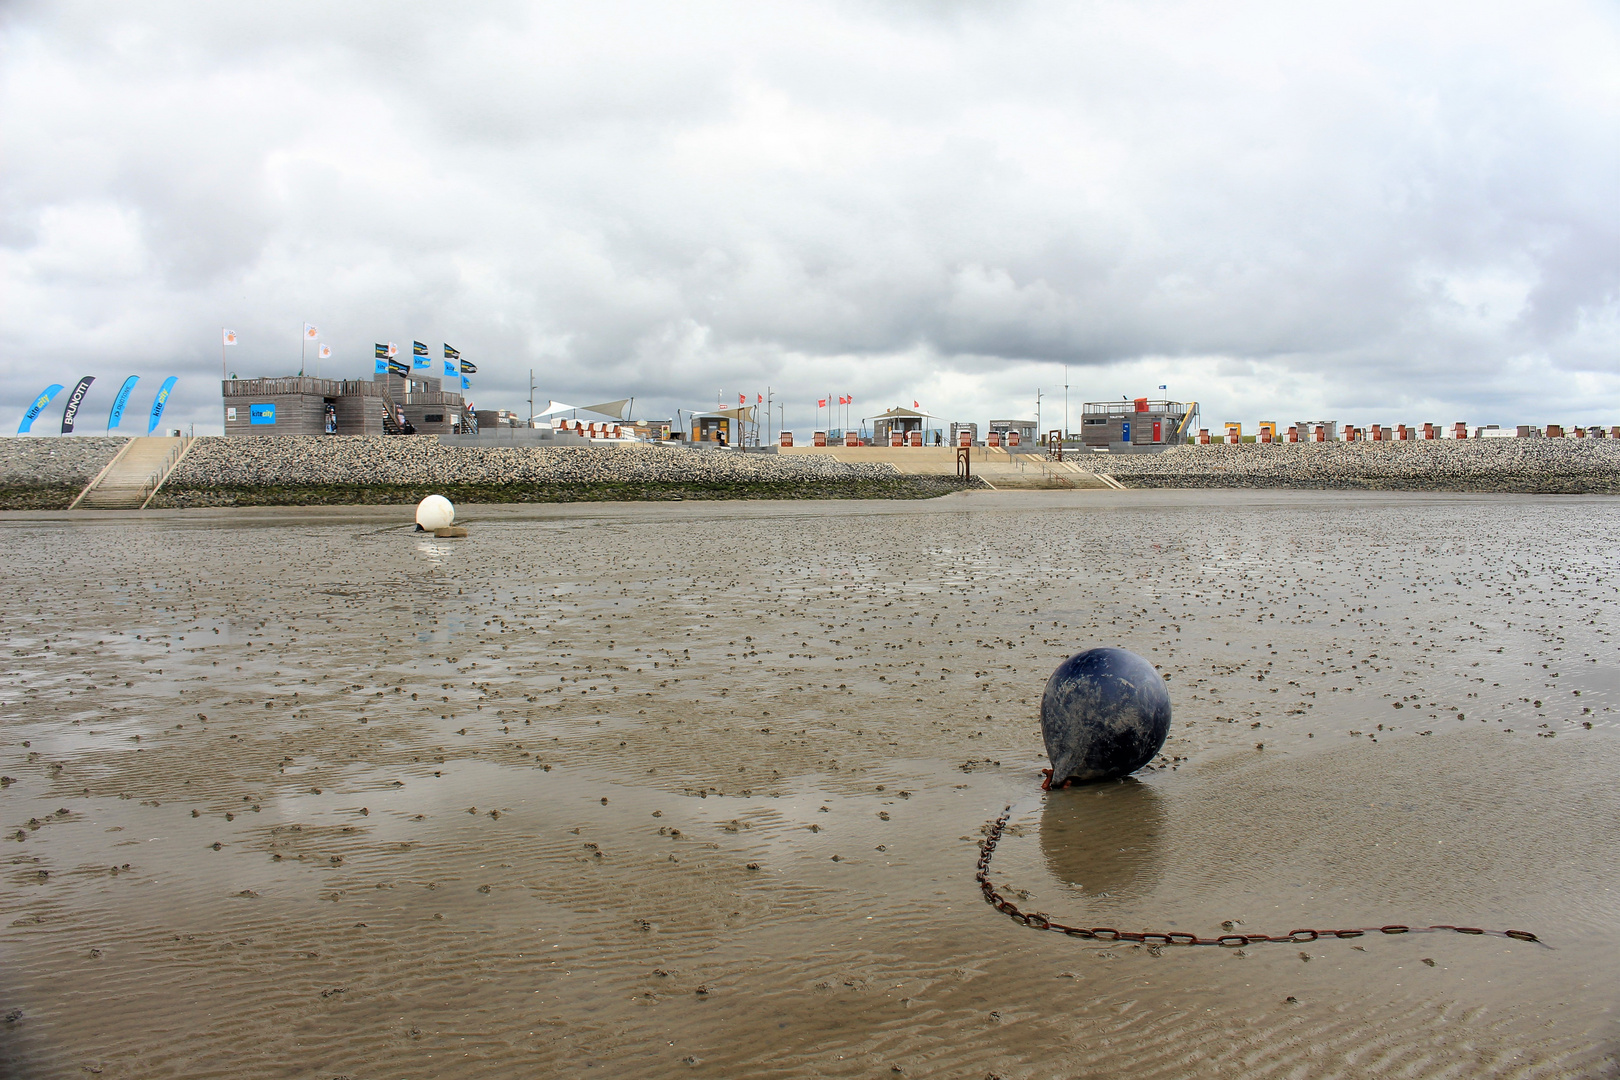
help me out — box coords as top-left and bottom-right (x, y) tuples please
(778, 444), (1121, 489)
(969, 458), (1118, 489)
(73, 436), (193, 509)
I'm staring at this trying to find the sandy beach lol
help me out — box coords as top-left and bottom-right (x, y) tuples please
(1, 489), (1615, 1078)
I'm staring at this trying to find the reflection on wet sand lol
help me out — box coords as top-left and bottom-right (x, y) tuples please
(1040, 778), (1165, 901)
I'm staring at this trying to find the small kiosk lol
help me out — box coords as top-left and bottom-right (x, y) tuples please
(689, 404), (756, 446)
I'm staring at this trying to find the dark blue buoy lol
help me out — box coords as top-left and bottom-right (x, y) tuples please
(1041, 647), (1171, 785)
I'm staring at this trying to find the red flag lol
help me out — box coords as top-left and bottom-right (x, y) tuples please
(739, 393), (745, 405)
(818, 398), (827, 408)
(913, 400), (920, 408)
(756, 393), (762, 404)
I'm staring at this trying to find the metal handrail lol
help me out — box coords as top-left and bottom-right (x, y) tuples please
(136, 436), (192, 508)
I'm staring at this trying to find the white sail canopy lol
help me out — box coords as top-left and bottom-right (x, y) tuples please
(533, 398), (634, 420)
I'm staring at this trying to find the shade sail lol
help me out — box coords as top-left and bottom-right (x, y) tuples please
(535, 398), (634, 420)
(698, 406), (756, 422)
(582, 398), (633, 420)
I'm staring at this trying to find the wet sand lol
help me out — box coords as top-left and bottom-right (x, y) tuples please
(2, 489), (1616, 1078)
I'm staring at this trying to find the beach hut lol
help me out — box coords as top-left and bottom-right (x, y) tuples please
(868, 405), (939, 447)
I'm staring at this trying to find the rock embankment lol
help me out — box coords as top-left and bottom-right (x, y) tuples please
(0, 437), (129, 508)
(1086, 439), (1620, 493)
(153, 436), (973, 505)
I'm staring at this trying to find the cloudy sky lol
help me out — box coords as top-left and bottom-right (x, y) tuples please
(2, 0), (1615, 436)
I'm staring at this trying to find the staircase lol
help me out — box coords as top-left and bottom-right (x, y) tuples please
(379, 390), (405, 434)
(73, 436), (193, 509)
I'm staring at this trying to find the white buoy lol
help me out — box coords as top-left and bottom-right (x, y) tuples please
(415, 494), (455, 531)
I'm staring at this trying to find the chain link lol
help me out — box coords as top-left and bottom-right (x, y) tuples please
(976, 806), (1543, 947)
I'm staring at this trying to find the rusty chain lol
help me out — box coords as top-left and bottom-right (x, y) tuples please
(976, 806), (1543, 948)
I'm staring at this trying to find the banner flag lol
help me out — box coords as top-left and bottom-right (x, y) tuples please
(108, 375), (139, 431)
(412, 341), (430, 369)
(818, 398), (826, 408)
(444, 344), (461, 360)
(60, 376), (95, 433)
(222, 329), (237, 346)
(387, 342), (399, 357)
(18, 384), (64, 434)
(304, 323), (319, 340)
(319, 344), (331, 359)
(146, 376), (178, 435)
(388, 357), (410, 377)
(461, 376), (470, 390)
(444, 358), (456, 378)
(459, 359), (476, 374)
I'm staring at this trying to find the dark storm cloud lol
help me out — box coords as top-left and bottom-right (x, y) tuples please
(1, 0), (1615, 434)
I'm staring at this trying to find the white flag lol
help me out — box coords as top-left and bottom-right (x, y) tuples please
(223, 329), (237, 346)
(386, 341), (398, 357)
(319, 343), (331, 359)
(304, 323), (319, 339)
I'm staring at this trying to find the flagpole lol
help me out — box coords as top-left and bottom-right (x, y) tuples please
(300, 327), (305, 377)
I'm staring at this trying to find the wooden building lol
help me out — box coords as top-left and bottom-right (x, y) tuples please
(222, 373), (471, 437)
(1080, 399), (1198, 448)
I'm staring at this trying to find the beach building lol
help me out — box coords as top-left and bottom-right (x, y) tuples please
(689, 406), (756, 444)
(1080, 399), (1198, 449)
(988, 419), (1039, 447)
(222, 372), (470, 437)
(476, 409), (526, 430)
(869, 406), (940, 446)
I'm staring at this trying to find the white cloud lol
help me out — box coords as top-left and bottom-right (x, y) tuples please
(0, 0), (1615, 436)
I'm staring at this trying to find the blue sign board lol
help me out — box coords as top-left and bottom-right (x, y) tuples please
(1121, 420), (1131, 443)
(250, 403), (276, 425)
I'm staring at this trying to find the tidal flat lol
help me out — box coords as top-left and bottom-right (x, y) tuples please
(1, 490), (1616, 1079)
